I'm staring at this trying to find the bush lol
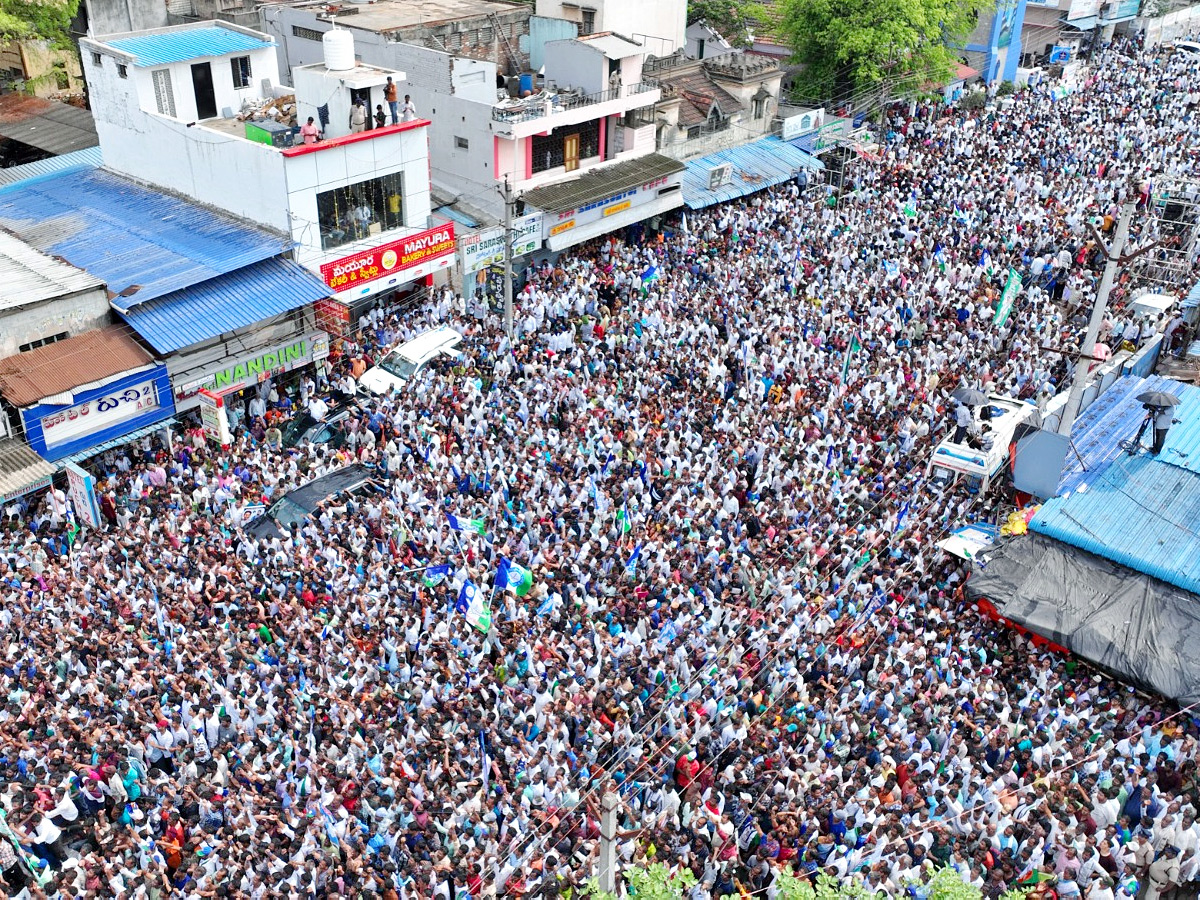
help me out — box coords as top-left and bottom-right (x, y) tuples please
(960, 91), (988, 110)
(997, 80), (1016, 96)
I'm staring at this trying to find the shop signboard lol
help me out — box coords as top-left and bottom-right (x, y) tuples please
(459, 214), (543, 275)
(314, 298), (353, 337)
(542, 174), (679, 238)
(173, 334), (329, 404)
(41, 381), (159, 450)
(781, 109), (824, 141)
(197, 389), (233, 447)
(1, 474), (51, 504)
(1066, 0), (1100, 20)
(65, 462), (101, 529)
(320, 223), (456, 292)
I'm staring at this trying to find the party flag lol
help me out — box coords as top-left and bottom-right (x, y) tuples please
(445, 512), (486, 536)
(495, 557), (533, 597)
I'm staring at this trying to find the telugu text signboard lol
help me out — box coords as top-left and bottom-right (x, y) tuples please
(41, 381), (159, 450)
(459, 214), (543, 275)
(320, 224), (456, 292)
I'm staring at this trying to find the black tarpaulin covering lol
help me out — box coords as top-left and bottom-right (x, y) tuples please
(965, 533), (1200, 704)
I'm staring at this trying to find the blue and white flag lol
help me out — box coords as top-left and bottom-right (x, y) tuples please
(455, 580), (474, 614)
(625, 542), (642, 576)
(423, 564), (455, 588)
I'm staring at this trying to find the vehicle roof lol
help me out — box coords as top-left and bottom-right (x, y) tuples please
(387, 326), (462, 364)
(284, 464), (375, 511)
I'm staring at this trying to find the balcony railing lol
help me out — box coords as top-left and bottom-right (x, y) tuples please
(492, 81), (658, 125)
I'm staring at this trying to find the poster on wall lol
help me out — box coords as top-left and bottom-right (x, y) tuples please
(65, 462), (101, 529)
(197, 389), (232, 448)
(996, 0), (1021, 49)
(40, 381), (159, 450)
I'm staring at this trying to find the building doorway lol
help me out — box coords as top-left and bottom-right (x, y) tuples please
(563, 133), (580, 172)
(191, 62), (217, 119)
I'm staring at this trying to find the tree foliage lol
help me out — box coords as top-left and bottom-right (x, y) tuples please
(583, 863), (1029, 900)
(0, 0), (81, 49)
(776, 0), (978, 104)
(686, 0), (765, 48)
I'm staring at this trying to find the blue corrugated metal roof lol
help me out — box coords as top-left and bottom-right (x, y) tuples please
(435, 206), (481, 229)
(1185, 278), (1200, 311)
(104, 25), (274, 67)
(118, 257), (331, 354)
(0, 167), (286, 309)
(1033, 373), (1200, 593)
(681, 136), (824, 211)
(1057, 374), (1200, 494)
(0, 146), (102, 188)
(1031, 454), (1200, 595)
(785, 133), (818, 154)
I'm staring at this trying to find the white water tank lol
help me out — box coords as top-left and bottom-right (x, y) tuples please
(322, 28), (355, 71)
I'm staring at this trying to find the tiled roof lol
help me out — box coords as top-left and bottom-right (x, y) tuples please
(0, 326), (155, 408)
(521, 154), (685, 213)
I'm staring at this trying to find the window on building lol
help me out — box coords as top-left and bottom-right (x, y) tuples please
(91, 52), (102, 66)
(293, 26), (323, 41)
(19, 332), (68, 353)
(455, 136), (469, 149)
(152, 69), (177, 117)
(531, 118), (600, 174)
(581, 8), (596, 35)
(117, 63), (128, 79)
(752, 96), (765, 119)
(230, 55), (253, 89)
(317, 171), (405, 250)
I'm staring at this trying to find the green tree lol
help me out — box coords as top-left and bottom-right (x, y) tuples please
(0, 0), (81, 49)
(686, 0), (764, 48)
(776, 0), (978, 103)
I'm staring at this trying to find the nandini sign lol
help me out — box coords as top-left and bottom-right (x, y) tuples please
(320, 224), (456, 291)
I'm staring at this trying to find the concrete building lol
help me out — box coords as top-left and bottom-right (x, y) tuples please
(268, 7), (672, 238)
(262, 0), (534, 82)
(647, 50), (782, 161)
(535, 0), (686, 56)
(80, 22), (450, 318)
(0, 232), (109, 361)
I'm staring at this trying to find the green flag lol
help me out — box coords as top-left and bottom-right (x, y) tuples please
(995, 267), (1021, 327)
(840, 333), (861, 382)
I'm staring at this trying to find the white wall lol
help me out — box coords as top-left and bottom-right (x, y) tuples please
(0, 288), (112, 359)
(537, 0), (685, 52)
(285, 125), (436, 269)
(84, 39), (280, 123)
(544, 40), (605, 94)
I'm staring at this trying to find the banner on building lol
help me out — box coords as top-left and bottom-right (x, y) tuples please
(459, 214), (543, 275)
(320, 223), (456, 291)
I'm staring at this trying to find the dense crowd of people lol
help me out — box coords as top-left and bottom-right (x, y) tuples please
(2, 35), (1200, 900)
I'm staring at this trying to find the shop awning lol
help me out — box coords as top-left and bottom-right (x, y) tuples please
(57, 417), (176, 466)
(117, 257), (332, 354)
(0, 438), (55, 503)
(546, 189), (684, 252)
(1062, 15), (1097, 30)
(522, 154), (685, 214)
(682, 135), (825, 211)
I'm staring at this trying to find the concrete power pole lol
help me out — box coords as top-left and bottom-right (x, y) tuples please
(597, 793), (620, 895)
(502, 174), (515, 341)
(1058, 197), (1137, 436)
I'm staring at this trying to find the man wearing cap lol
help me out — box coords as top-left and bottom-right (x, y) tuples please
(1144, 844), (1180, 900)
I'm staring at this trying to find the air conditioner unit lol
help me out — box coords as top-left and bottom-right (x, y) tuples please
(708, 163), (732, 190)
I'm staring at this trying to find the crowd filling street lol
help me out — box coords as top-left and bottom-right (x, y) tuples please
(4, 34), (1200, 900)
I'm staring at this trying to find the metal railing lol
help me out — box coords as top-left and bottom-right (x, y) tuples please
(491, 81), (657, 124)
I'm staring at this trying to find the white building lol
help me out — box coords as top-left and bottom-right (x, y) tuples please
(80, 22), (453, 318)
(536, 0), (686, 56)
(266, 9), (682, 256)
(0, 232), (109, 361)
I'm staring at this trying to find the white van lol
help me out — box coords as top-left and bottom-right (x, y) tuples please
(1127, 292), (1176, 319)
(358, 326), (463, 395)
(927, 395), (1041, 494)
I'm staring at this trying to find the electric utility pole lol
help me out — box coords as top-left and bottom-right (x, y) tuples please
(502, 175), (515, 341)
(597, 793), (620, 895)
(1057, 197), (1136, 436)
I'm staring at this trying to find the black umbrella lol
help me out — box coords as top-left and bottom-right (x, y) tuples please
(952, 387), (988, 406)
(1136, 391), (1182, 408)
